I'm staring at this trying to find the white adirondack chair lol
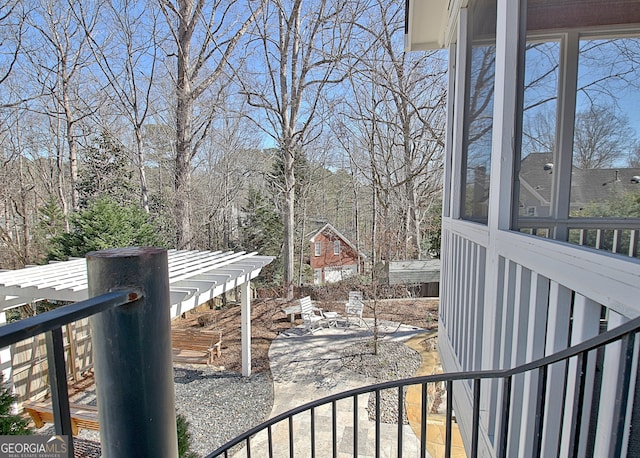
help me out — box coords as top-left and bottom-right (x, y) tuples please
(345, 291), (365, 327)
(300, 296), (326, 333)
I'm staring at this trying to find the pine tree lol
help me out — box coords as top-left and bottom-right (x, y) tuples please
(0, 379), (31, 435)
(47, 197), (164, 260)
(241, 187), (284, 284)
(176, 413), (197, 458)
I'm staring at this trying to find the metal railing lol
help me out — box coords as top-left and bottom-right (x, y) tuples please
(208, 314), (640, 458)
(0, 289), (140, 455)
(0, 247), (179, 457)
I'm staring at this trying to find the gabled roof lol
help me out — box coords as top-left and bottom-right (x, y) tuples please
(308, 223), (368, 259)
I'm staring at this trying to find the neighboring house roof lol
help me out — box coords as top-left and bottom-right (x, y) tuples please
(519, 152), (640, 208)
(519, 152), (554, 204)
(387, 259), (441, 285)
(308, 222), (368, 259)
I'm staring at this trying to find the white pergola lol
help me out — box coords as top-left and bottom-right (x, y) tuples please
(0, 250), (274, 376)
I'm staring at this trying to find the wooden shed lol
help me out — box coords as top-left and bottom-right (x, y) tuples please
(386, 259), (440, 297)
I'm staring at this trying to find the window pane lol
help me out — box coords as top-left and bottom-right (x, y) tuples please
(570, 36), (640, 219)
(461, 0), (497, 223)
(518, 40), (560, 219)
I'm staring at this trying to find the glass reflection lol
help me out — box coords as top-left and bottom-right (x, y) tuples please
(462, 0), (497, 223)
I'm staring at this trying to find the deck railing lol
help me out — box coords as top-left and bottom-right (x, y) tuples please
(517, 217), (640, 258)
(208, 314), (640, 458)
(0, 289), (140, 455)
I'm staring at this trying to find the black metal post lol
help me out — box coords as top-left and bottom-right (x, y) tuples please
(87, 247), (177, 457)
(45, 327), (74, 455)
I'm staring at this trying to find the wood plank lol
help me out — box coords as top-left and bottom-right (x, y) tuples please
(23, 400), (99, 435)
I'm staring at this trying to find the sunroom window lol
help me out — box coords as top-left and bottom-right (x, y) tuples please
(460, 0), (497, 224)
(515, 0), (640, 258)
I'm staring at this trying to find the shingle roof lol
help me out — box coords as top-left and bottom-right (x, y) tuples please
(519, 152), (640, 208)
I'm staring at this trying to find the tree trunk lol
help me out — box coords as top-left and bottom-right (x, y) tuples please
(63, 97), (79, 211)
(283, 147), (295, 300)
(135, 129), (150, 213)
(298, 197), (307, 286)
(55, 116), (69, 232)
(174, 0), (193, 250)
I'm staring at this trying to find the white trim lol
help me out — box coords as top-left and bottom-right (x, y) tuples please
(450, 8), (468, 220)
(551, 32), (580, 240)
(442, 217), (489, 247)
(559, 294), (600, 457)
(442, 42), (456, 218)
(495, 230), (640, 318)
(594, 311), (629, 456)
(541, 282), (572, 456)
(488, 0), (520, 233)
(518, 272), (551, 453)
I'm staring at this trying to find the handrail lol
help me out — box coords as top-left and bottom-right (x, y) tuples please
(0, 288), (143, 348)
(208, 314), (640, 458)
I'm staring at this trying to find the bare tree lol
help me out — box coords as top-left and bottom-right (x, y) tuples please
(242, 0), (361, 299)
(337, 0), (446, 261)
(82, 0), (164, 212)
(191, 95), (263, 250)
(158, 0), (263, 249)
(573, 104), (635, 169)
(27, 0), (103, 212)
(0, 0), (25, 105)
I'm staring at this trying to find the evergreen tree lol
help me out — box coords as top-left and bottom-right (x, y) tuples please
(47, 198), (164, 260)
(176, 413), (197, 458)
(77, 132), (137, 208)
(32, 198), (67, 262)
(0, 379), (31, 435)
(241, 187), (284, 284)
(242, 187), (283, 255)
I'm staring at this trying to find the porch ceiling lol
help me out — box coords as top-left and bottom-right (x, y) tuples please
(0, 250), (274, 319)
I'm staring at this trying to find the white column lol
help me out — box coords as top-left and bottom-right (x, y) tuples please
(241, 280), (251, 377)
(480, 0), (522, 449)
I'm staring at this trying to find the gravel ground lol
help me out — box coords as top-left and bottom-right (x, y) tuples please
(173, 365), (273, 457)
(341, 340), (421, 424)
(42, 366), (273, 458)
(47, 337), (419, 457)
(34, 299), (436, 457)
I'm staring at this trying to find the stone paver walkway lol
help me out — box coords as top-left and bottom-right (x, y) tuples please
(231, 318), (467, 458)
